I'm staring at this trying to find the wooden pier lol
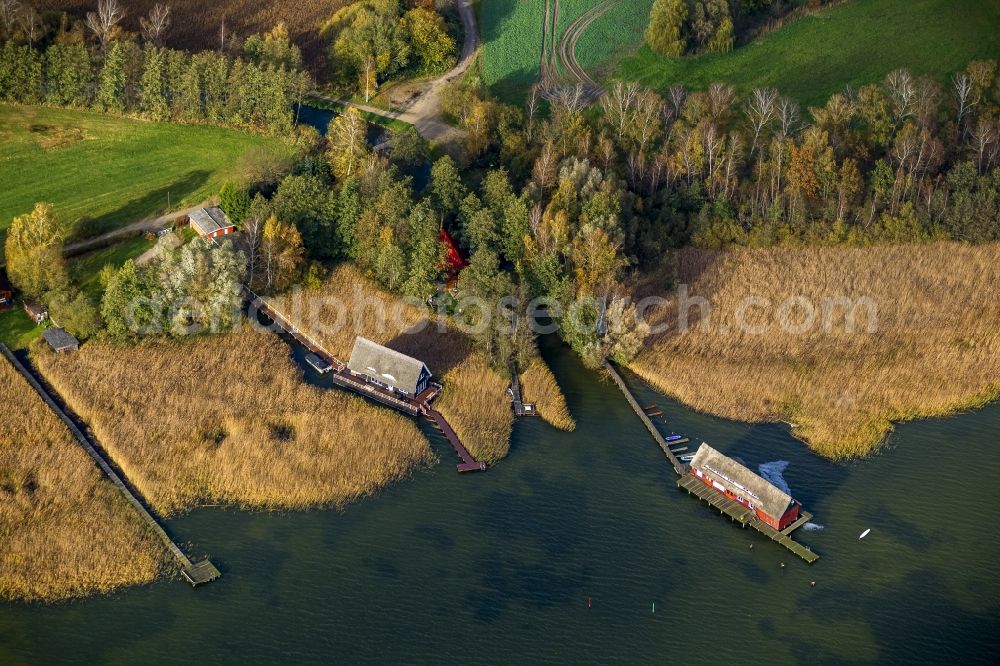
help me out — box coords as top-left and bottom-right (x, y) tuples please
(508, 360), (537, 417)
(1, 345), (220, 586)
(426, 408), (487, 473)
(605, 360), (819, 564)
(604, 362), (686, 475)
(677, 475), (818, 564)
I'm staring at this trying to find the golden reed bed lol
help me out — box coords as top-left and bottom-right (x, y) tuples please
(266, 264), (574, 462)
(0, 355), (166, 602)
(34, 329), (432, 516)
(631, 242), (1000, 458)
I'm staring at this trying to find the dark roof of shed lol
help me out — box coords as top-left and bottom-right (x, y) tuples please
(189, 206), (234, 235)
(690, 443), (794, 519)
(24, 300), (47, 315)
(347, 337), (430, 395)
(42, 327), (79, 351)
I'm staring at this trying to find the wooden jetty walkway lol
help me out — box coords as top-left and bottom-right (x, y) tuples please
(1, 345), (219, 586)
(508, 360), (537, 417)
(249, 292), (485, 473)
(605, 360), (819, 564)
(604, 362), (686, 475)
(677, 475), (819, 564)
(426, 408), (487, 473)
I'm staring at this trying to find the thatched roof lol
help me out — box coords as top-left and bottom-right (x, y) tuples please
(347, 337), (430, 396)
(689, 443), (794, 519)
(189, 207), (233, 236)
(42, 327), (79, 353)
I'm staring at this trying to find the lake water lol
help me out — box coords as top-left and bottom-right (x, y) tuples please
(2, 332), (998, 664)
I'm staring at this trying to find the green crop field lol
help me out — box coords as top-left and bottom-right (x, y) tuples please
(575, 0), (653, 75)
(479, 0), (545, 101)
(0, 105), (290, 245)
(617, 0), (1000, 106)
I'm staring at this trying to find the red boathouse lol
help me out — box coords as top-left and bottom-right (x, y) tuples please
(688, 443), (801, 530)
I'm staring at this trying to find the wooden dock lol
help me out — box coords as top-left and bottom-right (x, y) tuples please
(677, 475), (819, 564)
(606, 360), (819, 564)
(604, 362), (686, 475)
(508, 360), (537, 417)
(1, 345), (220, 586)
(426, 408), (487, 473)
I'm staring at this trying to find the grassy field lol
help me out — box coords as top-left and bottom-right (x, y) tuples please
(574, 0), (653, 75)
(479, 0), (545, 101)
(630, 242), (1000, 458)
(617, 0), (1000, 106)
(0, 299), (43, 351)
(35, 0), (353, 73)
(69, 235), (157, 301)
(0, 105), (289, 244)
(0, 354), (166, 602)
(265, 263), (574, 461)
(34, 328), (432, 516)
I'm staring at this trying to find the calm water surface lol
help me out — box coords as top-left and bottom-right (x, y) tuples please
(2, 334), (998, 664)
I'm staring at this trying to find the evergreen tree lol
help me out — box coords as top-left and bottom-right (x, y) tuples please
(139, 46), (169, 120)
(97, 39), (128, 112)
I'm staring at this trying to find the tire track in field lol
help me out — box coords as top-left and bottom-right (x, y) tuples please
(539, 0), (623, 104)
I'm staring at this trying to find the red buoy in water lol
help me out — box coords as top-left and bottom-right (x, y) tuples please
(587, 597), (592, 608)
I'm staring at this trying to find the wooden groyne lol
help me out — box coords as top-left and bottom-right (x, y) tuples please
(1, 345), (220, 586)
(604, 361), (686, 475)
(605, 360), (818, 564)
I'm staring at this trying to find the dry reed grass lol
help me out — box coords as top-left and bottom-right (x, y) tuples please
(520, 359), (575, 431)
(631, 243), (1000, 458)
(266, 263), (572, 461)
(37, 0), (355, 71)
(33, 328), (432, 516)
(0, 355), (166, 602)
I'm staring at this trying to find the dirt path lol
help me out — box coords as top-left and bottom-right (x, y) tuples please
(62, 202), (209, 256)
(316, 0), (478, 145)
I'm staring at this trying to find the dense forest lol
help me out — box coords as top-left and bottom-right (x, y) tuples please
(0, 17), (309, 133)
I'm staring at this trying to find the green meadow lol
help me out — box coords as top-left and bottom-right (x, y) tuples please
(617, 0), (1000, 106)
(0, 105), (289, 245)
(479, 0), (999, 106)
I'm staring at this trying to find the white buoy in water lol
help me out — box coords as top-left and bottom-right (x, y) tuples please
(859, 528), (871, 540)
(652, 602), (655, 614)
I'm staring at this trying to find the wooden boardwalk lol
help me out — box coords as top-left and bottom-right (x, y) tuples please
(426, 408), (487, 473)
(604, 362), (686, 475)
(677, 475), (818, 564)
(1, 345), (220, 586)
(508, 360), (537, 417)
(606, 360), (819, 564)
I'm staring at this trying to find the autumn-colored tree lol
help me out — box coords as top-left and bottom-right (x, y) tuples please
(261, 215), (305, 294)
(646, 0), (687, 58)
(326, 107), (369, 179)
(4, 203), (68, 298)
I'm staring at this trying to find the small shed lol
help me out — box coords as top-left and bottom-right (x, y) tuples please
(347, 337), (432, 399)
(42, 327), (79, 353)
(24, 300), (48, 323)
(0, 271), (12, 309)
(189, 207), (236, 239)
